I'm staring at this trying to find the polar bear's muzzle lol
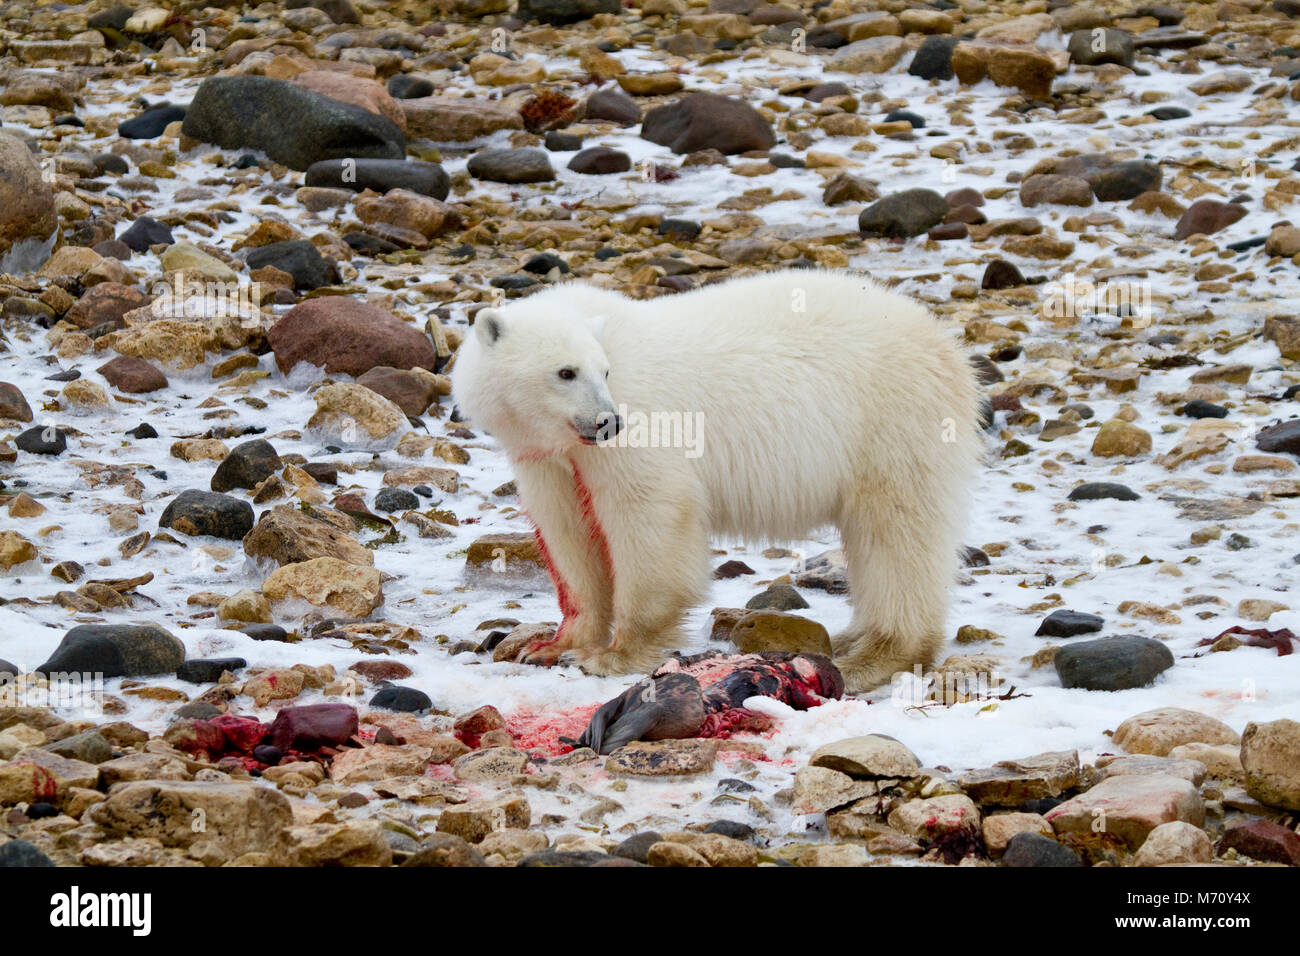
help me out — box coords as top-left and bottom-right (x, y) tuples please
(576, 410), (622, 444)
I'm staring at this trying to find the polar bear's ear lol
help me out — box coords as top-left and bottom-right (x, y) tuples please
(475, 309), (505, 346)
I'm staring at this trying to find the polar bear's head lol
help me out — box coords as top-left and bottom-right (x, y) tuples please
(450, 291), (622, 461)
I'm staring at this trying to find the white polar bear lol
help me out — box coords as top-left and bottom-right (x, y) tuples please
(450, 269), (982, 692)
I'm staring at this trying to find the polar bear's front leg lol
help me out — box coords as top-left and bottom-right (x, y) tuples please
(573, 473), (710, 677)
(512, 459), (613, 666)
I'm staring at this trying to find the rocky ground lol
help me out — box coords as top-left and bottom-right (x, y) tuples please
(0, 0), (1299, 867)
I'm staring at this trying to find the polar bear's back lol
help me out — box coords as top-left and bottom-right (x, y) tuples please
(596, 270), (981, 539)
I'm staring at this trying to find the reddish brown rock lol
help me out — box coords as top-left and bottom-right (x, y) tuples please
(349, 659), (415, 682)
(97, 355), (168, 393)
(268, 297), (437, 376)
(641, 92), (775, 155)
(291, 70), (406, 132)
(1174, 199), (1247, 240)
(356, 366), (440, 416)
(1216, 819), (1300, 866)
(354, 189), (460, 240)
(65, 283), (152, 330)
(0, 132), (57, 272)
(0, 383), (33, 422)
(454, 705), (506, 736)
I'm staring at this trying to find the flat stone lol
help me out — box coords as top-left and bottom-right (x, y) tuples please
(958, 750), (1081, 806)
(1112, 707), (1240, 756)
(809, 735), (920, 779)
(1094, 754), (1207, 786)
(605, 739), (715, 776)
(1045, 774), (1204, 848)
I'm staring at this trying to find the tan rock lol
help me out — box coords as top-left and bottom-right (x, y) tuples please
(1045, 774), (1204, 848)
(217, 588), (273, 624)
(88, 780), (293, 857)
(1091, 419), (1152, 458)
(262, 557), (384, 619)
(243, 504), (374, 568)
(1113, 707), (1241, 757)
(1132, 820), (1212, 866)
(307, 382), (408, 447)
(0, 531), (38, 571)
(1241, 719), (1300, 811)
(0, 748), (98, 805)
(887, 794), (981, 840)
(982, 812), (1052, 858)
(436, 791), (531, 843)
(1168, 742), (1243, 782)
(286, 820), (392, 866)
(242, 668), (306, 706)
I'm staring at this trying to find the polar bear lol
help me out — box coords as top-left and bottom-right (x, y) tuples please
(450, 270), (982, 692)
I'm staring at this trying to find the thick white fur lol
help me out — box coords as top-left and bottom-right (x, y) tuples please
(450, 269), (982, 692)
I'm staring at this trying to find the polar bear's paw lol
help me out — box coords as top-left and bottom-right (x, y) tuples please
(518, 639), (568, 667)
(573, 644), (665, 678)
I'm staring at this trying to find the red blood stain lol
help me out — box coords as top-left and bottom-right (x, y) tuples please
(718, 749), (772, 764)
(528, 525), (577, 655)
(570, 459), (617, 650)
(507, 705), (600, 755)
(522, 459), (615, 659)
(423, 762), (457, 780)
(31, 765), (58, 801)
(699, 707), (774, 739)
(212, 714), (267, 752)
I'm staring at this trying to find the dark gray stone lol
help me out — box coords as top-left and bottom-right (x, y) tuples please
(1067, 482), (1140, 502)
(35, 623), (186, 679)
(858, 189), (949, 239)
(177, 658), (247, 683)
(159, 489), (254, 539)
(303, 158), (450, 200)
(1054, 635), (1174, 690)
(0, 839), (54, 866)
(1001, 832), (1083, 867)
(516, 0), (620, 25)
(245, 240), (332, 290)
(466, 148), (555, 184)
(210, 439), (281, 493)
(1036, 610), (1104, 638)
(181, 75), (405, 171)
(118, 103), (187, 140)
(369, 683), (432, 713)
(1257, 420), (1300, 456)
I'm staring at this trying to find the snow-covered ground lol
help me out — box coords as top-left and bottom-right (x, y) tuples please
(2, 23), (1297, 842)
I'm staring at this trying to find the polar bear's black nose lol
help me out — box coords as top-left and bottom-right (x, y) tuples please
(596, 412), (623, 439)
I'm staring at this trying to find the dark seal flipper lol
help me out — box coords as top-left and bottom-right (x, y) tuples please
(577, 672), (706, 755)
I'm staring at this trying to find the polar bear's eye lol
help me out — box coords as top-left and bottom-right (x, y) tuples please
(558, 368), (577, 381)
